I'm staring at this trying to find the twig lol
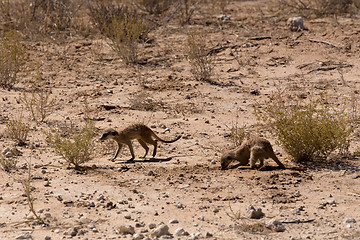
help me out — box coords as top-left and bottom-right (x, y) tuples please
(248, 36), (272, 41)
(281, 219), (315, 224)
(309, 39), (340, 49)
(308, 67), (337, 73)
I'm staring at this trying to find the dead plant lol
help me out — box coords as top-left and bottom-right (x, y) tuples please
(0, 30), (26, 90)
(6, 116), (30, 146)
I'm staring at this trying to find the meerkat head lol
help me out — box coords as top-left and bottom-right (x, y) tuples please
(100, 129), (118, 141)
(220, 152), (235, 170)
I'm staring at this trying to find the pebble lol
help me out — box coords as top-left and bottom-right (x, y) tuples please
(344, 218), (356, 223)
(15, 232), (32, 239)
(247, 205), (264, 219)
(148, 222), (156, 229)
(169, 219), (179, 224)
(118, 225), (135, 235)
(45, 236), (51, 240)
(287, 16), (304, 31)
(266, 219), (286, 232)
(132, 233), (145, 240)
(174, 227), (189, 236)
(150, 224), (170, 238)
(176, 202), (184, 209)
(63, 227), (78, 236)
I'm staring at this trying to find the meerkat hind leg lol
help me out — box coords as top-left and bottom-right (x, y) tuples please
(141, 136), (157, 158)
(137, 139), (149, 158)
(124, 141), (136, 162)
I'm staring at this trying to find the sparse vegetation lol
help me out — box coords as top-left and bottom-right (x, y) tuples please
(44, 121), (96, 169)
(0, 30), (26, 90)
(6, 117), (30, 146)
(279, 0), (359, 17)
(20, 68), (57, 123)
(0, 154), (18, 172)
(134, 0), (174, 15)
(255, 93), (354, 162)
(185, 30), (214, 82)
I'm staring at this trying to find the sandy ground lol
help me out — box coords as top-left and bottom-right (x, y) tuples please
(1, 0), (360, 239)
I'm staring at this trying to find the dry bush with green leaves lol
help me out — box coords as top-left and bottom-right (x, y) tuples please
(254, 93), (354, 162)
(6, 117), (30, 146)
(0, 30), (26, 90)
(44, 121), (96, 169)
(185, 30), (214, 82)
(20, 68), (57, 123)
(21, 89), (57, 123)
(279, 0), (359, 17)
(0, 154), (18, 172)
(106, 16), (149, 64)
(227, 122), (249, 148)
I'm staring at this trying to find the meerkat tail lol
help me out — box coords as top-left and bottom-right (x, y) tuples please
(152, 134), (181, 143)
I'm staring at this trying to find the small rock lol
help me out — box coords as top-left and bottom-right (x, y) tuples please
(119, 225), (135, 235)
(15, 232), (32, 239)
(174, 227), (189, 236)
(64, 227), (78, 236)
(88, 201), (95, 207)
(176, 202), (184, 209)
(124, 214), (132, 219)
(345, 218), (356, 223)
(150, 224), (171, 238)
(148, 222), (156, 229)
(169, 219), (179, 224)
(247, 205), (265, 219)
(287, 16), (304, 31)
(132, 233), (145, 240)
(205, 232), (213, 237)
(266, 219), (286, 232)
(45, 236), (51, 240)
(147, 170), (155, 176)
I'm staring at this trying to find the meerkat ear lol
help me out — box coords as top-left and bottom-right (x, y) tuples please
(111, 131), (117, 136)
(227, 155), (232, 160)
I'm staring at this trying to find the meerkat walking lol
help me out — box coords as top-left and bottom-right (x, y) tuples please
(220, 137), (285, 170)
(100, 123), (181, 162)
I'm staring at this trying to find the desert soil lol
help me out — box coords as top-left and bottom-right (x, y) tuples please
(1, 0), (360, 239)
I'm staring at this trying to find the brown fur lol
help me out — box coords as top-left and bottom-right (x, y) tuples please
(100, 123), (181, 161)
(220, 137), (285, 170)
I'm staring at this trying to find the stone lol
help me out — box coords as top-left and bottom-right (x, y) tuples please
(287, 16), (304, 31)
(266, 219), (286, 232)
(64, 227), (78, 236)
(174, 227), (189, 236)
(247, 205), (265, 219)
(148, 222), (156, 229)
(15, 232), (32, 239)
(169, 219), (179, 224)
(150, 224), (171, 238)
(119, 225), (135, 235)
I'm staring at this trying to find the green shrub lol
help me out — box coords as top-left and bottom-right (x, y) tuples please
(44, 121), (96, 169)
(185, 30), (214, 82)
(0, 30), (26, 89)
(254, 94), (353, 162)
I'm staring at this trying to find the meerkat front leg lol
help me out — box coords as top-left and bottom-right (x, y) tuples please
(125, 142), (136, 162)
(112, 143), (123, 161)
(249, 146), (263, 169)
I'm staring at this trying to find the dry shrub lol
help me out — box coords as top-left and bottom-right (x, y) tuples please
(0, 30), (26, 90)
(0, 154), (18, 172)
(134, 0), (174, 15)
(107, 15), (149, 64)
(185, 30), (214, 82)
(44, 121), (96, 169)
(255, 93), (354, 162)
(279, 0), (358, 17)
(0, 0), (83, 38)
(227, 122), (249, 148)
(6, 117), (30, 146)
(88, 0), (148, 64)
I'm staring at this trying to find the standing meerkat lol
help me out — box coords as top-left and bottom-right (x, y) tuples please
(220, 137), (285, 170)
(100, 123), (181, 161)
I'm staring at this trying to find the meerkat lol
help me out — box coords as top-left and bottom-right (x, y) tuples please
(220, 137), (285, 170)
(100, 123), (181, 161)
